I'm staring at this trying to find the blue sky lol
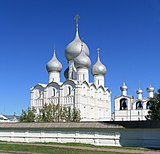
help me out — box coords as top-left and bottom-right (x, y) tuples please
(0, 0), (160, 115)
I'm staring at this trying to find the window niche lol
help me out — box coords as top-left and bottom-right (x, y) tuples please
(120, 98), (128, 110)
(52, 89), (55, 97)
(136, 101), (143, 109)
(68, 86), (71, 96)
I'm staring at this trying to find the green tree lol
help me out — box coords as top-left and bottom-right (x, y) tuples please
(20, 103), (81, 122)
(72, 108), (81, 122)
(20, 107), (36, 122)
(145, 89), (160, 120)
(37, 103), (81, 122)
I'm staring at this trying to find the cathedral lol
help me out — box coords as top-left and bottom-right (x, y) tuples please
(30, 16), (154, 122)
(30, 16), (111, 121)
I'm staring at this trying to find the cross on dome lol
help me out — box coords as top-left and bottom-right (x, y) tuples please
(97, 48), (100, 60)
(74, 14), (80, 25)
(65, 15), (89, 61)
(53, 49), (56, 57)
(74, 15), (80, 33)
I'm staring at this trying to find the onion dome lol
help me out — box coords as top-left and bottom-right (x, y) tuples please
(65, 15), (89, 61)
(64, 67), (69, 79)
(146, 85), (154, 92)
(120, 82), (128, 91)
(74, 42), (91, 68)
(46, 49), (62, 72)
(74, 51), (91, 68)
(91, 48), (106, 76)
(136, 88), (143, 94)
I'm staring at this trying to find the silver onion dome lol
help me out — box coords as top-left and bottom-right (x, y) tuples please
(91, 48), (106, 76)
(120, 82), (128, 91)
(74, 51), (91, 68)
(65, 15), (89, 61)
(146, 85), (154, 92)
(46, 49), (62, 72)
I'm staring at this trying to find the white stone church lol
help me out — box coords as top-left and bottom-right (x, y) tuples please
(30, 16), (111, 121)
(31, 16), (154, 121)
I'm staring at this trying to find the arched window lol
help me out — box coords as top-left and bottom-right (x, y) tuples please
(52, 89), (55, 97)
(38, 90), (41, 98)
(136, 101), (143, 109)
(120, 98), (128, 110)
(146, 101), (152, 109)
(68, 86), (71, 96)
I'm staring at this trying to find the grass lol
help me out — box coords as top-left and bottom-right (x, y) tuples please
(0, 143), (123, 154)
(0, 141), (159, 154)
(34, 142), (153, 151)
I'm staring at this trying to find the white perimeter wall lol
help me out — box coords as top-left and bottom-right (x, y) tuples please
(0, 128), (160, 148)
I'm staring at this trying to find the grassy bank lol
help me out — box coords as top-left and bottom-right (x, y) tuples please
(0, 143), (122, 154)
(0, 142), (159, 154)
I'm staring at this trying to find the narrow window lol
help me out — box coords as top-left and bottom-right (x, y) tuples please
(38, 90), (41, 98)
(52, 89), (55, 97)
(68, 87), (71, 95)
(83, 74), (85, 80)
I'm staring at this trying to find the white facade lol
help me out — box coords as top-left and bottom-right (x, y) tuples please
(113, 83), (154, 121)
(31, 16), (111, 121)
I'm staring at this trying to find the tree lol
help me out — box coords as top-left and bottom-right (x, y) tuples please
(20, 107), (36, 122)
(20, 103), (81, 122)
(37, 103), (81, 122)
(145, 89), (160, 120)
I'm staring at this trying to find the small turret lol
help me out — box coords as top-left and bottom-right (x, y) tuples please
(136, 88), (143, 99)
(120, 82), (128, 96)
(146, 85), (154, 98)
(46, 49), (62, 83)
(91, 48), (106, 87)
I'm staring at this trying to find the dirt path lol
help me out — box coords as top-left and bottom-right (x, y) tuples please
(0, 142), (160, 154)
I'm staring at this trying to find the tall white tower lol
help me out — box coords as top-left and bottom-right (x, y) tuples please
(91, 48), (106, 87)
(46, 49), (62, 83)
